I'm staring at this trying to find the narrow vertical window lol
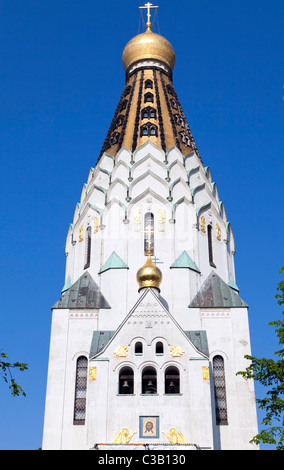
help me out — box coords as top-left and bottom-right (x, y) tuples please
(84, 226), (92, 269)
(73, 356), (88, 425)
(208, 225), (216, 267)
(135, 342), (143, 355)
(213, 355), (228, 425)
(155, 342), (164, 355)
(144, 212), (154, 255)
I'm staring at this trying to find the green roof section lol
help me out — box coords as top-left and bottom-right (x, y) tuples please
(188, 271), (248, 308)
(228, 275), (239, 292)
(99, 251), (129, 274)
(52, 271), (111, 309)
(170, 251), (200, 273)
(89, 331), (116, 358)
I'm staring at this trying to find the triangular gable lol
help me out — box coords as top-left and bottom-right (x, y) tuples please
(99, 251), (129, 274)
(52, 271), (111, 309)
(188, 271), (248, 308)
(170, 251), (200, 273)
(90, 288), (209, 360)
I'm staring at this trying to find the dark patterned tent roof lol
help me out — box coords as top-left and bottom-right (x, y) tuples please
(52, 271), (111, 309)
(188, 271), (248, 308)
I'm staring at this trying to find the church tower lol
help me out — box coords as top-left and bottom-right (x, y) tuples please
(42, 4), (258, 450)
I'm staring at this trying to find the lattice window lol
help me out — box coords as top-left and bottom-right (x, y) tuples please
(213, 355), (228, 425)
(84, 226), (92, 269)
(144, 212), (154, 255)
(73, 356), (88, 425)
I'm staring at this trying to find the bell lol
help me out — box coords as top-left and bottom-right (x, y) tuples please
(145, 380), (156, 394)
(167, 381), (175, 393)
(122, 380), (130, 393)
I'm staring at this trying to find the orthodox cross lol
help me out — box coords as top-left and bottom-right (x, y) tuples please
(139, 2), (158, 30)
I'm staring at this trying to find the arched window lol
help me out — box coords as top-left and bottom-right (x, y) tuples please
(141, 106), (156, 120)
(213, 355), (228, 425)
(144, 212), (154, 255)
(145, 79), (153, 89)
(208, 225), (216, 267)
(135, 342), (143, 355)
(119, 367), (134, 395)
(142, 366), (157, 394)
(165, 366), (180, 394)
(73, 356), (88, 425)
(155, 342), (164, 355)
(84, 226), (92, 269)
(144, 92), (154, 103)
(140, 122), (158, 138)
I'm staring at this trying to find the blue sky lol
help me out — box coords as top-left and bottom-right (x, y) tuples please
(0, 0), (283, 450)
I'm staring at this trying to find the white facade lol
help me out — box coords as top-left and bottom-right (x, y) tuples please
(43, 24), (259, 450)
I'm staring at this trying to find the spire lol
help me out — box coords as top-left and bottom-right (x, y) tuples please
(99, 5), (201, 161)
(139, 2), (159, 32)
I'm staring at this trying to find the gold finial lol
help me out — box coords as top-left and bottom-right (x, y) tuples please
(136, 253), (162, 292)
(139, 2), (159, 31)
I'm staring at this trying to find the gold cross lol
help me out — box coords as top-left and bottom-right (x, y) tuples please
(139, 2), (159, 31)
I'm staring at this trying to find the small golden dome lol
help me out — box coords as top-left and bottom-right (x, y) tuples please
(122, 29), (175, 72)
(136, 253), (163, 292)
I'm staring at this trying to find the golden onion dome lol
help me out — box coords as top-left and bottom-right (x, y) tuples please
(122, 28), (175, 72)
(136, 253), (163, 292)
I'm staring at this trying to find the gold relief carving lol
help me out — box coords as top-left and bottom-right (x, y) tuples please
(202, 366), (210, 380)
(158, 207), (165, 224)
(133, 207), (141, 224)
(94, 217), (99, 234)
(79, 225), (84, 242)
(114, 345), (129, 357)
(89, 367), (97, 381)
(112, 428), (137, 444)
(200, 216), (206, 233)
(169, 345), (184, 357)
(162, 428), (188, 444)
(216, 223), (221, 241)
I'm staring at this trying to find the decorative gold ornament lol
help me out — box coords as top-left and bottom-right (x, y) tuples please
(89, 367), (97, 381)
(114, 345), (129, 357)
(216, 224), (221, 241)
(79, 225), (84, 242)
(133, 207), (141, 224)
(158, 207), (165, 224)
(162, 428), (188, 445)
(112, 428), (137, 444)
(202, 366), (210, 380)
(169, 345), (184, 357)
(94, 217), (99, 234)
(200, 216), (206, 233)
(136, 253), (162, 292)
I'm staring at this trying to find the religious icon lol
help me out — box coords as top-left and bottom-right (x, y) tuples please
(114, 345), (129, 357)
(162, 428), (188, 444)
(139, 416), (159, 439)
(169, 345), (184, 357)
(112, 428), (137, 444)
(79, 225), (84, 242)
